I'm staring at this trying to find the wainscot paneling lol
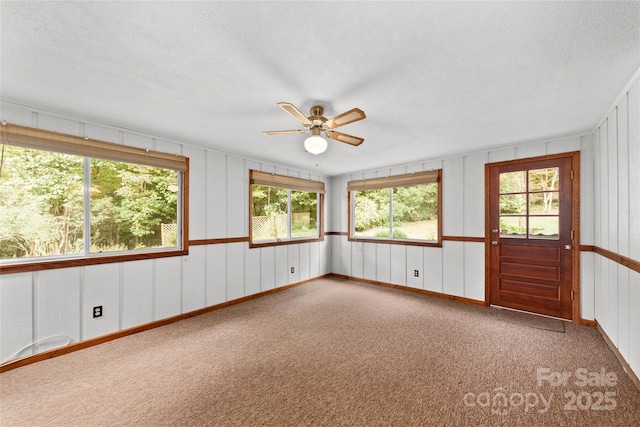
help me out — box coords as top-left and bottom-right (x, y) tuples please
(206, 244), (227, 305)
(122, 259), (154, 329)
(390, 245), (407, 286)
(227, 242), (246, 300)
(340, 235), (352, 277)
(84, 263), (120, 340)
(245, 244), (262, 296)
(423, 247), (443, 294)
(154, 257), (182, 320)
(629, 271), (640, 376)
(580, 252), (595, 321)
(36, 268), (81, 351)
(310, 242), (320, 279)
(363, 242), (377, 282)
(442, 241), (464, 297)
(0, 273), (32, 362)
(463, 242), (485, 301)
(260, 246), (276, 292)
(375, 243), (391, 284)
(288, 244), (300, 285)
(275, 245), (288, 287)
(299, 243), (310, 283)
(182, 246), (207, 313)
(406, 246), (424, 289)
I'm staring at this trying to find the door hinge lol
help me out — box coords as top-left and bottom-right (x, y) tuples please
(571, 290), (575, 300)
(570, 170), (574, 180)
(571, 230), (574, 240)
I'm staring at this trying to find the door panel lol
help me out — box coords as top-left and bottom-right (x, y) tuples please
(488, 156), (574, 320)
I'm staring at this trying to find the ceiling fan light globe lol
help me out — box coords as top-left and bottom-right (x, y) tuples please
(304, 135), (327, 154)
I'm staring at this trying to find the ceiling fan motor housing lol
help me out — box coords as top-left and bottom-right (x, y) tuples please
(309, 106), (327, 126)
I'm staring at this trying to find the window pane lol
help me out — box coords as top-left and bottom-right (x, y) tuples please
(392, 184), (438, 240)
(499, 171), (526, 193)
(529, 216), (559, 239)
(251, 185), (288, 241)
(90, 159), (179, 252)
(291, 190), (318, 238)
(354, 189), (390, 237)
(529, 192), (559, 215)
(500, 194), (526, 215)
(499, 216), (527, 238)
(529, 168), (559, 191)
(0, 145), (84, 259)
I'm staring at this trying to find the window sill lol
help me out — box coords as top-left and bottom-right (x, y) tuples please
(0, 249), (189, 274)
(249, 236), (324, 248)
(347, 236), (442, 247)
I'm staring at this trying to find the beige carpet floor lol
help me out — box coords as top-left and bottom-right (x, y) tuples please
(490, 306), (567, 332)
(1, 277), (639, 426)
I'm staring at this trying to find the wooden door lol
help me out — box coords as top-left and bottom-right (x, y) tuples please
(487, 154), (577, 320)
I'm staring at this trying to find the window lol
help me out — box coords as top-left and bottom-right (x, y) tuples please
(499, 167), (559, 239)
(0, 123), (188, 269)
(250, 170), (324, 246)
(348, 170), (442, 245)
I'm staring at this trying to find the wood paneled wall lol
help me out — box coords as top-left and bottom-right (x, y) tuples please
(328, 134), (590, 306)
(0, 102), (330, 363)
(591, 74), (640, 378)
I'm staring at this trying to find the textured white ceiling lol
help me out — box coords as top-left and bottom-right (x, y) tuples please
(1, 1), (639, 176)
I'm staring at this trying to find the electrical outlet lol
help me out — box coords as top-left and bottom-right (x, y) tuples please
(93, 306), (103, 318)
(414, 270), (419, 277)
(291, 267), (295, 274)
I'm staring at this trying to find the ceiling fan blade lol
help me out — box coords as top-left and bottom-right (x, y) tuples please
(326, 131), (364, 146)
(325, 108), (366, 129)
(262, 129), (308, 136)
(277, 102), (312, 125)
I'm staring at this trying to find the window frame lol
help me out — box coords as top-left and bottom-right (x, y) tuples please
(249, 170), (325, 248)
(0, 123), (189, 274)
(347, 169), (442, 247)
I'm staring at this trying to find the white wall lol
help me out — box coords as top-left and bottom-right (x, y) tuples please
(591, 73), (640, 378)
(328, 134), (591, 306)
(0, 102), (331, 363)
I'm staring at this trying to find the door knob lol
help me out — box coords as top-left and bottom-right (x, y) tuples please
(491, 241), (498, 246)
(565, 244), (571, 250)
(492, 228), (499, 234)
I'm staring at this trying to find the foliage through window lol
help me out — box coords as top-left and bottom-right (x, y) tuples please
(348, 170), (441, 244)
(250, 170), (324, 245)
(498, 167), (560, 239)
(0, 124), (187, 264)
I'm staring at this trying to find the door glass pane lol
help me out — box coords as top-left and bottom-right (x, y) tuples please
(499, 171), (526, 193)
(499, 216), (527, 238)
(354, 189), (390, 237)
(529, 216), (559, 239)
(500, 194), (526, 215)
(529, 168), (559, 191)
(529, 192), (559, 215)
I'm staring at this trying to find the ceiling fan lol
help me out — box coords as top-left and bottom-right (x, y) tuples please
(263, 102), (366, 154)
